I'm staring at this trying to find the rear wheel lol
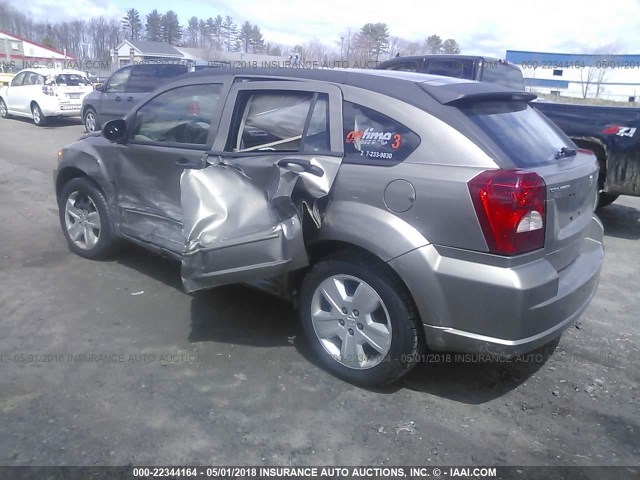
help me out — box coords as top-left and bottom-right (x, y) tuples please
(59, 178), (119, 259)
(31, 103), (47, 126)
(83, 107), (99, 133)
(597, 192), (619, 209)
(0, 98), (8, 118)
(299, 253), (422, 386)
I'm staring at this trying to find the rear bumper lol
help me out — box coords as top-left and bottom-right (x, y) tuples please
(40, 99), (82, 117)
(388, 216), (604, 356)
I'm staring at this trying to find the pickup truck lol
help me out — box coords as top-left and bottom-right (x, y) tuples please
(377, 55), (640, 207)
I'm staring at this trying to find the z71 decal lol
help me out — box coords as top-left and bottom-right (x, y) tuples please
(602, 125), (637, 137)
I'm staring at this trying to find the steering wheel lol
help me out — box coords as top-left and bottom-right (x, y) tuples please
(183, 122), (209, 144)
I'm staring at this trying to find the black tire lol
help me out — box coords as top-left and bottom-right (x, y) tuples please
(83, 107), (99, 133)
(0, 98), (8, 118)
(597, 192), (619, 209)
(58, 177), (119, 259)
(299, 252), (423, 386)
(31, 102), (47, 126)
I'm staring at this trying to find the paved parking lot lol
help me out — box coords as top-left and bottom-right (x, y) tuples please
(0, 116), (638, 467)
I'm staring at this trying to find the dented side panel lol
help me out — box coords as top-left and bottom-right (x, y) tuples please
(180, 154), (342, 293)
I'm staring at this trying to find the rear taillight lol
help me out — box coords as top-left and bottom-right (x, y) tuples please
(468, 169), (546, 255)
(42, 85), (55, 96)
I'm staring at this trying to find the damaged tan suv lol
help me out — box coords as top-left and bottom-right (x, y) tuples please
(54, 68), (604, 386)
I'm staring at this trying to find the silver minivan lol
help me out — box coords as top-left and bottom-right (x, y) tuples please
(54, 68), (604, 386)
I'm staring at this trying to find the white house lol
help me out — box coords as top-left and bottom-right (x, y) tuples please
(506, 50), (640, 103)
(0, 29), (75, 72)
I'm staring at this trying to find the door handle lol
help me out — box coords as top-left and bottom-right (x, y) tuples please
(277, 158), (324, 177)
(115, 96), (122, 102)
(126, 96), (134, 102)
(175, 157), (205, 169)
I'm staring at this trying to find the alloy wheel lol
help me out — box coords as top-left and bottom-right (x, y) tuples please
(310, 274), (392, 370)
(64, 191), (101, 250)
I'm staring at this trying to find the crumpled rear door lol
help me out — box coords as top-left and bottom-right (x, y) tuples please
(180, 81), (343, 293)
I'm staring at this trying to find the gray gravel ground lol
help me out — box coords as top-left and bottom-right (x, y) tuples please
(0, 116), (638, 467)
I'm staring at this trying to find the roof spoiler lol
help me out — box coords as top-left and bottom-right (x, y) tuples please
(419, 80), (537, 105)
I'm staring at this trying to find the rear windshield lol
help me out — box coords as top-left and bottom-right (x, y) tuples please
(480, 63), (525, 90)
(462, 101), (572, 167)
(52, 74), (91, 86)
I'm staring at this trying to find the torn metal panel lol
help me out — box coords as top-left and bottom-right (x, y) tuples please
(180, 154), (343, 293)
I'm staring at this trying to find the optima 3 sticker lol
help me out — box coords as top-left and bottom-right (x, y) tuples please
(346, 129), (402, 149)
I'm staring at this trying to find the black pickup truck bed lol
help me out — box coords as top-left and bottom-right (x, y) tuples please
(534, 101), (640, 205)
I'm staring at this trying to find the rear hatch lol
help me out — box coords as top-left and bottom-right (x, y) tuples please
(50, 73), (93, 105)
(462, 99), (599, 270)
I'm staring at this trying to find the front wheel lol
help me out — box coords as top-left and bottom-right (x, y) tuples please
(83, 107), (99, 133)
(58, 178), (119, 259)
(299, 253), (422, 386)
(31, 103), (47, 126)
(0, 98), (8, 118)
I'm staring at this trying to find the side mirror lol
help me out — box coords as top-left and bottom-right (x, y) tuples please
(102, 119), (127, 143)
(95, 84), (105, 92)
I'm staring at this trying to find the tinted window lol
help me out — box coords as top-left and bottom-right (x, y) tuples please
(11, 72), (26, 86)
(480, 62), (525, 90)
(386, 61), (419, 72)
(54, 74), (90, 86)
(343, 102), (420, 164)
(106, 67), (132, 93)
(462, 101), (571, 167)
(127, 64), (189, 93)
(425, 60), (465, 77)
(230, 92), (326, 153)
(131, 83), (223, 146)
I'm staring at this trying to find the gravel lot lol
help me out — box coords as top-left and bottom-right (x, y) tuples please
(0, 116), (638, 467)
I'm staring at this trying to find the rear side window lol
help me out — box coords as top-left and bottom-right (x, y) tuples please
(228, 92), (330, 153)
(126, 64), (189, 93)
(462, 101), (571, 167)
(343, 102), (420, 164)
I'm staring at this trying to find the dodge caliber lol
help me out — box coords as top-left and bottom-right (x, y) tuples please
(54, 68), (604, 386)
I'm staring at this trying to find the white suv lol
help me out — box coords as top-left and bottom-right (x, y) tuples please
(0, 68), (93, 126)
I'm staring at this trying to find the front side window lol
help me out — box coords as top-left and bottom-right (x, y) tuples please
(106, 67), (132, 93)
(228, 92), (330, 153)
(11, 72), (26, 87)
(342, 102), (420, 164)
(131, 83), (223, 146)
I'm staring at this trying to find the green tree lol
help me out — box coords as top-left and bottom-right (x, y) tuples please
(145, 9), (162, 41)
(221, 15), (236, 51)
(122, 8), (142, 41)
(356, 23), (389, 61)
(161, 10), (182, 45)
(240, 21), (252, 53)
(251, 25), (265, 53)
(442, 38), (460, 54)
(186, 16), (199, 47)
(425, 34), (443, 54)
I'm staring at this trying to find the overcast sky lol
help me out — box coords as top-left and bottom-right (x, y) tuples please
(8, 0), (640, 57)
